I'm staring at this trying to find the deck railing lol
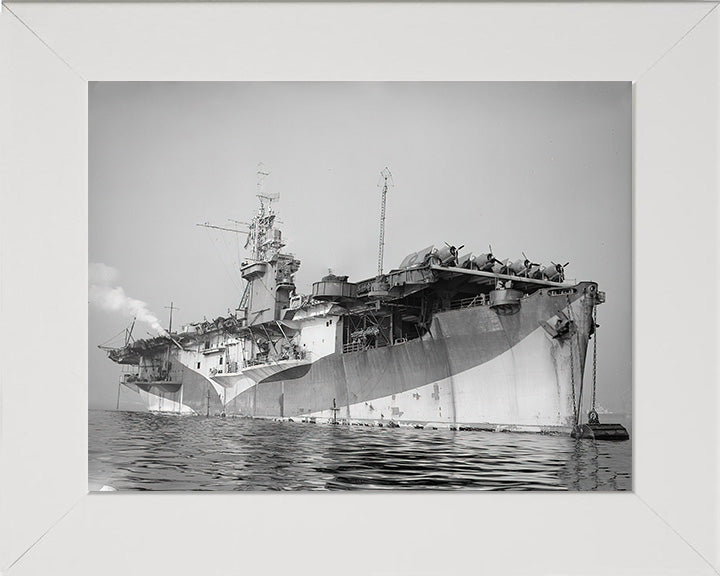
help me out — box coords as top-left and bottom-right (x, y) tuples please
(449, 295), (489, 310)
(342, 341), (365, 354)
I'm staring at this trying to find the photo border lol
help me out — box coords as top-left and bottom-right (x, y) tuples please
(1, 2), (718, 574)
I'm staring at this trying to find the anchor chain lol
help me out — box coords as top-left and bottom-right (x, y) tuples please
(588, 305), (600, 424)
(566, 295), (579, 429)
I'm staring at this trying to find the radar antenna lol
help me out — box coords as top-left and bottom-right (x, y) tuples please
(256, 162), (278, 211)
(377, 167), (394, 276)
(248, 163), (280, 261)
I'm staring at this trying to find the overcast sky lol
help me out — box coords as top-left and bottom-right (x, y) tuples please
(89, 82), (631, 413)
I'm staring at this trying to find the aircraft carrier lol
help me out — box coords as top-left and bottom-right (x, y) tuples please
(102, 169), (606, 433)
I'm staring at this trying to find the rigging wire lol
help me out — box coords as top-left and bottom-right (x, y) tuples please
(99, 327), (129, 347)
(204, 227), (243, 295)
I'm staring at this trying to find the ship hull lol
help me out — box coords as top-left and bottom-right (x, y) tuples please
(127, 284), (594, 431)
(135, 362), (225, 416)
(220, 284), (595, 431)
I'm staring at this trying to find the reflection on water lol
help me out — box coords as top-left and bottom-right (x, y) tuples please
(89, 410), (631, 491)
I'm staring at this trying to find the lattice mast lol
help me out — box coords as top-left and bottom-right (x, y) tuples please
(377, 167), (393, 276)
(251, 163), (279, 262)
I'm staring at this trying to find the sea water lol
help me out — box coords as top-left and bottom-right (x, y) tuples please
(89, 409), (631, 491)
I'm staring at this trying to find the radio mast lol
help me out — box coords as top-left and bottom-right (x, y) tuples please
(377, 167), (393, 276)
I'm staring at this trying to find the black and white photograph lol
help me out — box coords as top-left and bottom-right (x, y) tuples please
(89, 81), (631, 491)
(6, 2), (720, 574)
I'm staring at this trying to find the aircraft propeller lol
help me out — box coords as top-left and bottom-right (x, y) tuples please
(488, 244), (504, 266)
(550, 261), (570, 281)
(523, 251), (540, 270)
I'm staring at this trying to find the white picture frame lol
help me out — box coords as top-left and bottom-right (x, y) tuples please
(1, 2), (718, 575)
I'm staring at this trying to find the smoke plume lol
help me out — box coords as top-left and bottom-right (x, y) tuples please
(89, 263), (168, 336)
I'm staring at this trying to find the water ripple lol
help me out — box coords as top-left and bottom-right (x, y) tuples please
(89, 410), (631, 491)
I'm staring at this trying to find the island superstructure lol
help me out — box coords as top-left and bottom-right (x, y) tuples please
(102, 171), (604, 433)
